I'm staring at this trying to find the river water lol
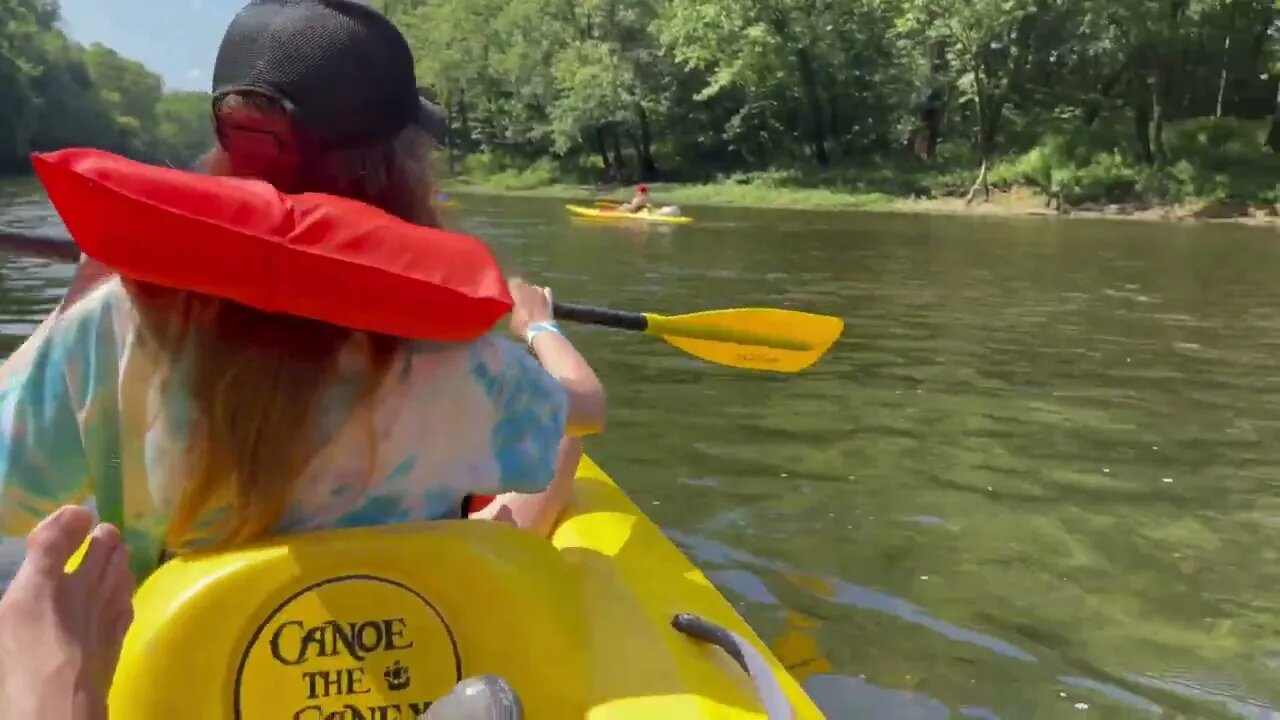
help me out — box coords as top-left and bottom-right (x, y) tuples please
(3, 180), (1280, 719)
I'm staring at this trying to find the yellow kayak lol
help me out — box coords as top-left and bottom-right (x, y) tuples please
(566, 204), (695, 225)
(108, 454), (824, 719)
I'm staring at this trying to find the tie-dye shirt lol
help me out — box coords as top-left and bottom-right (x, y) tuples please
(0, 276), (567, 584)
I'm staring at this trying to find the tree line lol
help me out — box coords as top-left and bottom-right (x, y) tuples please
(3, 0), (1276, 206)
(0, 0), (212, 174)
(390, 0), (1280, 206)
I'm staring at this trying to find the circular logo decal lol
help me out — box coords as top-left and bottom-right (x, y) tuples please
(234, 575), (461, 719)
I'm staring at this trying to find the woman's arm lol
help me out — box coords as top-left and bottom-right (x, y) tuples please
(0, 307), (94, 580)
(469, 436), (581, 537)
(0, 283), (143, 585)
(507, 279), (606, 437)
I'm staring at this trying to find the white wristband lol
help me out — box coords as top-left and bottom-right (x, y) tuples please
(525, 320), (562, 347)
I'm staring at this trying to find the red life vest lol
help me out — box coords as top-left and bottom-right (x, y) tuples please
(31, 148), (511, 341)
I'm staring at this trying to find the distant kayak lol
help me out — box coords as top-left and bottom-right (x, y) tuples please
(565, 204), (694, 225)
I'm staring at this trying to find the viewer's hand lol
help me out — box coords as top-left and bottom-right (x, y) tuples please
(508, 278), (554, 339)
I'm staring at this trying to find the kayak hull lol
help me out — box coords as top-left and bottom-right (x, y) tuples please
(107, 455), (823, 718)
(566, 204), (694, 224)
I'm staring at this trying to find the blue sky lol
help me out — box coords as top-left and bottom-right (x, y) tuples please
(58, 0), (245, 90)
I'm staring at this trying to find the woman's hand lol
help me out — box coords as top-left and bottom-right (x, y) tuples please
(507, 278), (554, 340)
(506, 277), (605, 436)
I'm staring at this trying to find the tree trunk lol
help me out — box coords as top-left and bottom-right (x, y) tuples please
(909, 41), (946, 161)
(1082, 100), (1101, 128)
(1266, 79), (1280, 153)
(794, 45), (829, 166)
(965, 79), (1002, 205)
(912, 89), (945, 161)
(636, 104), (658, 178)
(445, 92), (456, 175)
(964, 156), (991, 205)
(827, 88), (840, 155)
(1132, 79), (1154, 164)
(1215, 35), (1230, 118)
(595, 125), (613, 178)
(609, 126), (627, 179)
(1082, 66), (1128, 128)
(627, 131), (645, 178)
(765, 11), (828, 166)
(457, 88), (470, 154)
(1149, 70), (1167, 166)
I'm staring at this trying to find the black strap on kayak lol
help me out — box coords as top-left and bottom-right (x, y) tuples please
(671, 613), (796, 720)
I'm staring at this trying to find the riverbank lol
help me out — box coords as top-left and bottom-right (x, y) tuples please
(442, 179), (1280, 228)
(442, 116), (1280, 229)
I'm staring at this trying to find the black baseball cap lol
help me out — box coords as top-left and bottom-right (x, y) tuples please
(212, 0), (447, 148)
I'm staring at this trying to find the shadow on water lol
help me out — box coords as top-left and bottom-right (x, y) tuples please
(5, 183), (1280, 718)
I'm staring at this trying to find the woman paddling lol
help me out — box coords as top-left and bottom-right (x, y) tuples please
(617, 184), (654, 213)
(0, 0), (604, 716)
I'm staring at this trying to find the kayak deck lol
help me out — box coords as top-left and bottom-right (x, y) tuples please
(107, 454), (823, 718)
(566, 204), (695, 224)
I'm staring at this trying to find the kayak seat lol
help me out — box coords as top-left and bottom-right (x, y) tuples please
(109, 519), (589, 719)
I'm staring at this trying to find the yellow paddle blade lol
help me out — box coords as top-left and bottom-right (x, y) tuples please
(771, 610), (835, 683)
(644, 308), (843, 373)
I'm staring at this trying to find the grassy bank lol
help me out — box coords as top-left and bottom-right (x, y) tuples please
(443, 179), (1280, 226)
(441, 118), (1280, 227)
(443, 178), (903, 210)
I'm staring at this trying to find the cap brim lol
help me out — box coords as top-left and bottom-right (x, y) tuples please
(416, 97), (448, 144)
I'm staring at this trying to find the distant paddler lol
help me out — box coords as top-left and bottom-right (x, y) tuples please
(614, 184), (682, 218)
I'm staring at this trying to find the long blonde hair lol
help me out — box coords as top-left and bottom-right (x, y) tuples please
(131, 92), (441, 549)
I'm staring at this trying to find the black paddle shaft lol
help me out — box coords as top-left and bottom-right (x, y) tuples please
(0, 228), (79, 263)
(552, 301), (649, 332)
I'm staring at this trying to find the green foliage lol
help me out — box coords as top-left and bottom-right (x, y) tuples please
(460, 153), (584, 189)
(152, 92), (214, 168)
(983, 117), (1280, 205)
(0, 1), (213, 173)
(7, 0), (1274, 212)
(390, 0), (1279, 209)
